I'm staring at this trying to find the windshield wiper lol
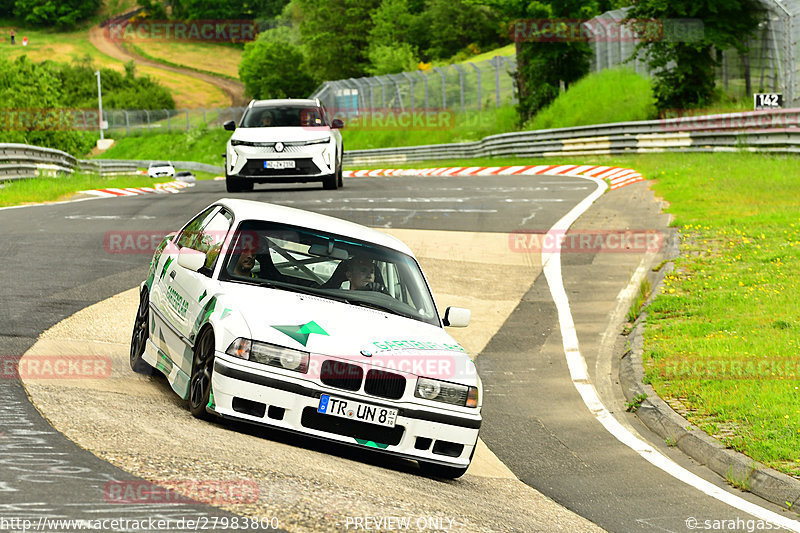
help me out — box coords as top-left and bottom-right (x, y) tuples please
(255, 280), (349, 303)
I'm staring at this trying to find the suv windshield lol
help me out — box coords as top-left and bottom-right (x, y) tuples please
(241, 105), (326, 128)
(219, 220), (440, 326)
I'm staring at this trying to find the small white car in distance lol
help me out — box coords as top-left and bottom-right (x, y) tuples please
(223, 98), (344, 193)
(147, 161), (175, 178)
(130, 199), (481, 478)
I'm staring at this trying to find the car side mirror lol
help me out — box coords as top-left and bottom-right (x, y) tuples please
(223, 120), (236, 131)
(442, 307), (470, 327)
(177, 247), (206, 272)
(331, 118), (344, 129)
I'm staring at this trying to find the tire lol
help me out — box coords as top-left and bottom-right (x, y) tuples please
(418, 461), (469, 479)
(225, 176), (253, 193)
(225, 175), (242, 193)
(336, 164), (343, 188)
(130, 289), (154, 374)
(322, 172), (338, 190)
(189, 327), (215, 419)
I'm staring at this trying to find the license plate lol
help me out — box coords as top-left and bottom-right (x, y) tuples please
(264, 160), (295, 169)
(317, 394), (398, 428)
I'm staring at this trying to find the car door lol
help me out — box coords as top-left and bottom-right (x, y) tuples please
(168, 208), (233, 375)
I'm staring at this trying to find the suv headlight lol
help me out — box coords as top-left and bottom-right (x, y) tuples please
(304, 136), (331, 145)
(226, 338), (309, 373)
(415, 377), (479, 408)
(230, 139), (250, 146)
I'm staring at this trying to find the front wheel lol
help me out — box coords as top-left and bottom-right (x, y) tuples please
(322, 172), (338, 190)
(189, 327), (215, 419)
(129, 289), (153, 374)
(225, 175), (253, 193)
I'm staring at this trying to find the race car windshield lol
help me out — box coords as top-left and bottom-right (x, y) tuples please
(220, 220), (440, 326)
(241, 106), (327, 128)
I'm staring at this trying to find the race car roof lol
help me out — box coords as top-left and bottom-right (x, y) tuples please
(216, 199), (414, 256)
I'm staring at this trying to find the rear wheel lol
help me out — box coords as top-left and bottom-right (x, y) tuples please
(189, 327), (215, 419)
(129, 289), (153, 374)
(336, 164), (343, 188)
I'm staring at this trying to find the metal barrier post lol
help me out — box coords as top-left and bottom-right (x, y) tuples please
(468, 62), (482, 110)
(433, 67), (446, 109)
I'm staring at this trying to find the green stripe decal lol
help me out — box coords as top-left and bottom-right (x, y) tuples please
(199, 290), (207, 302)
(355, 438), (389, 449)
(159, 257), (174, 280)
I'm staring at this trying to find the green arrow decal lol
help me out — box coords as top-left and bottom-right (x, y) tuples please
(272, 321), (329, 347)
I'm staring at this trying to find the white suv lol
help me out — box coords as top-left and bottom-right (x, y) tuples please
(223, 99), (344, 193)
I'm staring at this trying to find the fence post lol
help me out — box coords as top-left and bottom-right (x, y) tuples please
(145, 109), (150, 131)
(123, 109), (130, 135)
(493, 57), (501, 108)
(165, 109), (170, 131)
(401, 72), (415, 112)
(453, 64), (465, 113)
(469, 62), (481, 110)
(433, 67), (446, 109)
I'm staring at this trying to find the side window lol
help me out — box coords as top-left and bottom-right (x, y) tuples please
(195, 210), (233, 273)
(176, 207), (216, 249)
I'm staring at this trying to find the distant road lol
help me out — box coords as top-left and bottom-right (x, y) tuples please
(88, 24), (248, 107)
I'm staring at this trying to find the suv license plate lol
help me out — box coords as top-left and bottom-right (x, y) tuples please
(265, 160), (295, 169)
(317, 394), (398, 428)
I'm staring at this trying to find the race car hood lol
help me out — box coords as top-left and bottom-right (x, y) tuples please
(230, 127), (333, 144)
(222, 283), (475, 383)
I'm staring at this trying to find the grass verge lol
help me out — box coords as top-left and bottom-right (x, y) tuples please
(0, 173), (174, 206)
(96, 127), (231, 165)
(346, 151), (800, 479)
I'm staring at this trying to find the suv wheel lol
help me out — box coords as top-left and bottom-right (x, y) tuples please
(226, 175), (253, 193)
(322, 173), (338, 190)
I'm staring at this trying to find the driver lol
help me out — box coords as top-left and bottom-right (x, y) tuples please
(346, 256), (389, 293)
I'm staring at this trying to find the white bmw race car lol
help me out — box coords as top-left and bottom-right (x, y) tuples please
(130, 199), (482, 478)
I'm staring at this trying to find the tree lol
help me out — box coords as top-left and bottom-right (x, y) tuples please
(629, 0), (764, 109)
(296, 0), (380, 81)
(239, 32), (317, 99)
(12, 0), (102, 28)
(481, 0), (601, 123)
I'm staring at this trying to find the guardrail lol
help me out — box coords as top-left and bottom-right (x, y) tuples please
(0, 143), (77, 181)
(5, 109), (800, 179)
(344, 108), (800, 166)
(77, 160), (139, 176)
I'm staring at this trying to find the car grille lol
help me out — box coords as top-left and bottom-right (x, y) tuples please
(364, 369), (406, 400)
(301, 407), (405, 446)
(320, 360), (363, 391)
(240, 158), (320, 176)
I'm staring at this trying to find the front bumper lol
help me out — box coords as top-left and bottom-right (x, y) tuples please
(210, 356), (480, 468)
(227, 143), (336, 181)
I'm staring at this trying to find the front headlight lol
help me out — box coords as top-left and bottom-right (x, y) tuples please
(415, 377), (478, 408)
(226, 338), (309, 373)
(304, 136), (331, 145)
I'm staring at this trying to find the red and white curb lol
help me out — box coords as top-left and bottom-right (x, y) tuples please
(80, 181), (194, 198)
(343, 165), (644, 190)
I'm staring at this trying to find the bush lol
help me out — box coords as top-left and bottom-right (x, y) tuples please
(11, 0), (102, 28)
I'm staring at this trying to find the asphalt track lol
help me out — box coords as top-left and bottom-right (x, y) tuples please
(1, 175), (798, 532)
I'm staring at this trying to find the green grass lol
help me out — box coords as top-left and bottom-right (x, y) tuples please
(0, 172), (173, 206)
(341, 105), (520, 149)
(527, 68), (658, 130)
(349, 151), (800, 479)
(96, 127), (231, 165)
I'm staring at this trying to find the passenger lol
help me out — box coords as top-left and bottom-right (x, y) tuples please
(346, 256), (388, 293)
(233, 241), (257, 277)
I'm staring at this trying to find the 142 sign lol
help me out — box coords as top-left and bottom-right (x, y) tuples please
(754, 93), (783, 110)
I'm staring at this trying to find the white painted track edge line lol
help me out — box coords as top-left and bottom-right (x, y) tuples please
(542, 175), (800, 531)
